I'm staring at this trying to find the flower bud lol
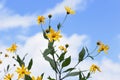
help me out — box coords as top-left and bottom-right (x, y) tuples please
(13, 64), (16, 66)
(48, 14), (52, 18)
(97, 41), (102, 46)
(46, 29), (49, 33)
(0, 60), (2, 64)
(5, 54), (9, 57)
(65, 44), (69, 48)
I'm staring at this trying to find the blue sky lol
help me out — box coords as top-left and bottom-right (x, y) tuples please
(0, 0), (120, 80)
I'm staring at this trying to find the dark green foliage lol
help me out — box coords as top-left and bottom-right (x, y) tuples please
(28, 59), (33, 70)
(62, 56), (71, 68)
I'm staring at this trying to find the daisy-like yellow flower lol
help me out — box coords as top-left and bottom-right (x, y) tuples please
(16, 65), (31, 79)
(6, 43), (17, 53)
(59, 45), (67, 52)
(46, 28), (62, 42)
(32, 76), (36, 80)
(97, 42), (109, 54)
(36, 76), (42, 80)
(32, 76), (42, 80)
(37, 16), (45, 24)
(4, 73), (14, 80)
(65, 6), (75, 14)
(90, 64), (101, 73)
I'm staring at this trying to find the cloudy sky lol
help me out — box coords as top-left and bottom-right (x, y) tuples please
(0, 0), (120, 80)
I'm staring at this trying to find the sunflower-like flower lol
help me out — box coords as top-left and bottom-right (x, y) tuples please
(46, 28), (62, 42)
(65, 6), (75, 14)
(32, 76), (42, 80)
(6, 43), (17, 53)
(90, 64), (101, 73)
(97, 41), (109, 54)
(37, 16), (45, 24)
(59, 45), (67, 52)
(4, 73), (14, 80)
(16, 65), (31, 79)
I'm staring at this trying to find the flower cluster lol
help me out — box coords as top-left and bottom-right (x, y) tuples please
(0, 6), (109, 80)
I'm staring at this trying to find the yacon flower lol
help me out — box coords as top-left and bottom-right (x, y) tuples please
(65, 6), (75, 14)
(59, 45), (67, 52)
(32, 76), (42, 80)
(16, 65), (31, 79)
(37, 16), (45, 24)
(6, 43), (17, 53)
(4, 73), (14, 80)
(46, 27), (62, 42)
(90, 64), (101, 73)
(97, 41), (109, 54)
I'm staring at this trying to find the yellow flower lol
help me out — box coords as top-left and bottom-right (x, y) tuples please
(65, 6), (75, 14)
(16, 65), (31, 79)
(36, 76), (42, 80)
(4, 73), (14, 80)
(6, 43), (17, 53)
(90, 64), (101, 73)
(32, 76), (36, 80)
(97, 42), (109, 54)
(59, 45), (67, 52)
(37, 16), (45, 24)
(32, 76), (42, 80)
(46, 28), (62, 42)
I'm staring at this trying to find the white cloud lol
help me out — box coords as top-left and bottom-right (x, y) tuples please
(1, 32), (120, 80)
(44, 0), (87, 16)
(0, 2), (36, 30)
(19, 33), (88, 77)
(0, 0), (89, 30)
(0, 32), (88, 79)
(92, 58), (120, 80)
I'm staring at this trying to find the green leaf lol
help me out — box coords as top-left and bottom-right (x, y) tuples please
(28, 59), (33, 70)
(57, 23), (61, 30)
(43, 30), (48, 39)
(78, 47), (85, 62)
(79, 71), (82, 80)
(62, 56), (71, 68)
(43, 55), (57, 72)
(63, 68), (75, 73)
(24, 75), (32, 80)
(48, 76), (55, 80)
(59, 52), (65, 62)
(86, 72), (91, 79)
(41, 73), (44, 79)
(7, 65), (10, 71)
(43, 49), (51, 56)
(16, 55), (24, 67)
(63, 72), (79, 79)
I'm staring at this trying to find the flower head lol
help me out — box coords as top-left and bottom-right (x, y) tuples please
(37, 16), (45, 24)
(59, 45), (67, 52)
(97, 42), (109, 54)
(32, 76), (42, 80)
(4, 73), (14, 80)
(46, 28), (62, 42)
(16, 65), (31, 79)
(90, 64), (101, 73)
(6, 43), (17, 53)
(65, 6), (75, 14)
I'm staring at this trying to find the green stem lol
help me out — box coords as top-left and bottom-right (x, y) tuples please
(61, 14), (68, 27)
